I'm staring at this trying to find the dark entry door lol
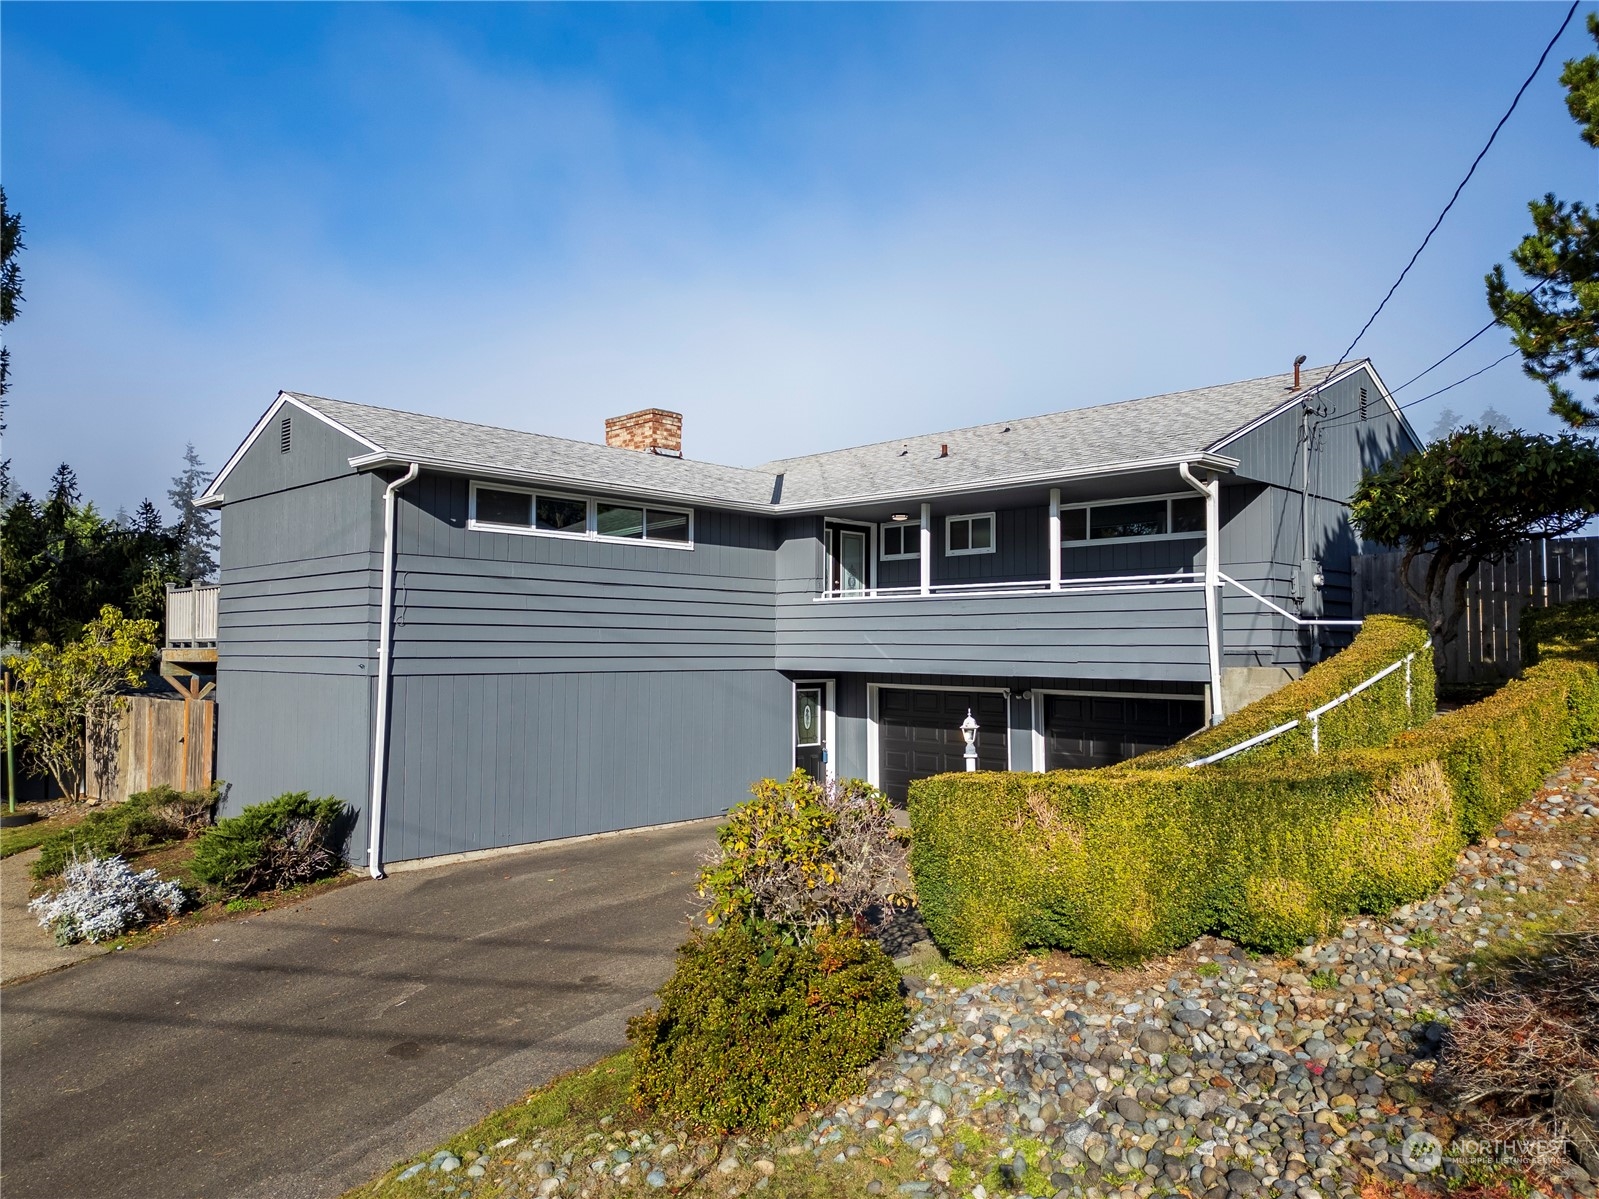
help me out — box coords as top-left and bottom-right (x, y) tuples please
(794, 685), (827, 781)
(1042, 693), (1204, 770)
(878, 688), (1008, 804)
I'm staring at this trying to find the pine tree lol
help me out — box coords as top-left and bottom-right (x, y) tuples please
(1478, 406), (1512, 431)
(0, 185), (22, 499)
(1487, 14), (1599, 428)
(167, 443), (217, 583)
(1427, 407), (1462, 443)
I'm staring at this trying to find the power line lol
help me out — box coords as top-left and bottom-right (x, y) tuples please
(1315, 0), (1581, 388)
(1317, 349), (1521, 431)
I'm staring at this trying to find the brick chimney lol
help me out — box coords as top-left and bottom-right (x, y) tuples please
(604, 408), (683, 456)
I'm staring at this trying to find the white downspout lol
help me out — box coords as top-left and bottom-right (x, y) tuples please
(368, 462), (421, 879)
(1180, 461), (1225, 726)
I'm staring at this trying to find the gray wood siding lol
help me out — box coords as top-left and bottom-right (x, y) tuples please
(776, 588), (1210, 680)
(379, 668), (790, 862)
(215, 670), (375, 855)
(389, 475), (777, 675)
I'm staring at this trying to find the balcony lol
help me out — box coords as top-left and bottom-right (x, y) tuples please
(777, 571), (1212, 681)
(165, 582), (219, 647)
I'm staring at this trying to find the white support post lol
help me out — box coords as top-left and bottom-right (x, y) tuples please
(1048, 488), (1061, 591)
(919, 502), (932, 596)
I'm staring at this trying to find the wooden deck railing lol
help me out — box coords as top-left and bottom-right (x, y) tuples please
(165, 583), (219, 646)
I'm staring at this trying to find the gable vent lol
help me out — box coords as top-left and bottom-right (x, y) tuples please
(280, 415), (292, 453)
(1359, 386), (1369, 422)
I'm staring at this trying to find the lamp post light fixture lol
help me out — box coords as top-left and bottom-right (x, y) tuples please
(960, 709), (979, 772)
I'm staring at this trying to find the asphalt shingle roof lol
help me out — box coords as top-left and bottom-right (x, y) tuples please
(280, 364), (1354, 511)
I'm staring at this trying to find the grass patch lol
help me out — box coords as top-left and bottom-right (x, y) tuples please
(0, 812), (78, 859)
(895, 941), (987, 991)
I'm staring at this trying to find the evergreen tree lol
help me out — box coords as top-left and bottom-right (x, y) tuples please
(1478, 406), (1512, 431)
(1427, 407), (1462, 443)
(167, 443), (217, 583)
(0, 186), (22, 499)
(1487, 14), (1599, 428)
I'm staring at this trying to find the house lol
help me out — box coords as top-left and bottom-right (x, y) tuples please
(195, 359), (1420, 872)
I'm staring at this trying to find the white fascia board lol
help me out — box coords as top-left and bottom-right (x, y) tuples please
(1361, 362), (1426, 452)
(346, 450), (1239, 516)
(769, 452), (1241, 513)
(200, 392), (384, 506)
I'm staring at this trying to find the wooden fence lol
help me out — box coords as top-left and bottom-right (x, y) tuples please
(89, 693), (217, 804)
(1352, 537), (1599, 686)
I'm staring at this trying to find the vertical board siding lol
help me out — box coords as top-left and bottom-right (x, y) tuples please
(381, 668), (790, 862)
(214, 670), (375, 854)
(1353, 537), (1599, 685)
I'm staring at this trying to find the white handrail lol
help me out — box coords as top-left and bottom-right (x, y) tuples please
(1184, 638), (1432, 767)
(816, 571), (1200, 602)
(1218, 573), (1363, 627)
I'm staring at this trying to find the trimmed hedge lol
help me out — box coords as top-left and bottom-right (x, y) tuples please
(1522, 596), (1599, 666)
(909, 603), (1598, 968)
(1129, 614), (1434, 768)
(909, 756), (1461, 966)
(627, 923), (907, 1131)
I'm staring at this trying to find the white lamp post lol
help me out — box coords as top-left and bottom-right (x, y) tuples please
(960, 709), (979, 771)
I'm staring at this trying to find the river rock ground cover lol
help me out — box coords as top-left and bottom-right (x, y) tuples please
(353, 752), (1599, 1199)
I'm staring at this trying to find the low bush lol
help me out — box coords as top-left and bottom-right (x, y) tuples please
(27, 853), (187, 945)
(31, 785), (218, 880)
(189, 792), (349, 899)
(697, 771), (906, 934)
(627, 921), (907, 1131)
(1128, 614), (1434, 767)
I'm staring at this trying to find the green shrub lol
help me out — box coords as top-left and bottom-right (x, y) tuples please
(31, 785), (218, 880)
(189, 792), (349, 900)
(909, 601), (1599, 968)
(909, 755), (1461, 967)
(627, 922), (906, 1131)
(1129, 614), (1434, 768)
(1522, 597), (1599, 667)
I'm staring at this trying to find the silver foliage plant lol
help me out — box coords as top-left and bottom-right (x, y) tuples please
(28, 853), (187, 945)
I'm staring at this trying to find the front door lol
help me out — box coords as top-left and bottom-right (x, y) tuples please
(794, 684), (829, 781)
(826, 525), (869, 596)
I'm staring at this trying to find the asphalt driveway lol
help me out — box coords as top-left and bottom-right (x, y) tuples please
(0, 820), (715, 1199)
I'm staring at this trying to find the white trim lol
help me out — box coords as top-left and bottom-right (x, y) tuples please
(1060, 491), (1208, 546)
(824, 517), (876, 595)
(816, 571), (1202, 602)
(945, 511), (996, 557)
(866, 684), (880, 787)
(1031, 691), (1045, 772)
(199, 392), (384, 506)
(347, 449), (1241, 517)
(878, 521), (920, 561)
(466, 480), (695, 550)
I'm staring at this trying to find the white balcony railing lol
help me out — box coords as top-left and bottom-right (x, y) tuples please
(815, 570), (1203, 601)
(165, 583), (220, 646)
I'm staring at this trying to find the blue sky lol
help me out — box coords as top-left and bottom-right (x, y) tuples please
(3, 2), (1595, 513)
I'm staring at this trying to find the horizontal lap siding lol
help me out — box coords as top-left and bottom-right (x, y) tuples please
(776, 590), (1210, 680)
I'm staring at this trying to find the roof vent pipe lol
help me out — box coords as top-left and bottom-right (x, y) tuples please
(939, 444), (949, 458)
(1292, 354), (1307, 391)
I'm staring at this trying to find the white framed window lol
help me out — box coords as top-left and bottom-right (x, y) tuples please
(1060, 493), (1205, 545)
(945, 512), (995, 556)
(468, 481), (694, 548)
(879, 522), (920, 560)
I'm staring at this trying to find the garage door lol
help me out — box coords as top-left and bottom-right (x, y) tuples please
(878, 689), (1008, 804)
(1042, 693), (1204, 770)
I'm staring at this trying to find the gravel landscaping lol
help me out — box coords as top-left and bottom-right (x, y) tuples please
(365, 752), (1599, 1199)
